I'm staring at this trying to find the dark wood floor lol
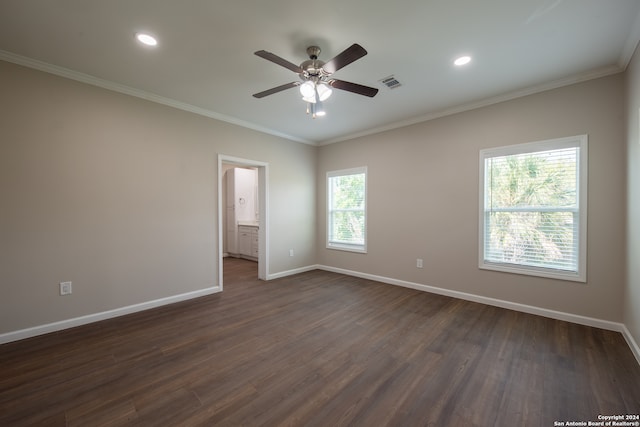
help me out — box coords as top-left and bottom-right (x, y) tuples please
(1, 258), (639, 426)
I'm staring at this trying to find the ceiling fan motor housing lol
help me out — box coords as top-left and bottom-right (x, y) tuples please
(300, 46), (326, 81)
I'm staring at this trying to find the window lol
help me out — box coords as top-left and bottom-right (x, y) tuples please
(479, 135), (587, 282)
(327, 167), (367, 253)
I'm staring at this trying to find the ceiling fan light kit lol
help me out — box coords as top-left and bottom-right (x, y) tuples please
(299, 81), (332, 102)
(253, 44), (378, 118)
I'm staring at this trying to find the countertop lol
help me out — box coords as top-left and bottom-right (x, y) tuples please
(238, 221), (259, 227)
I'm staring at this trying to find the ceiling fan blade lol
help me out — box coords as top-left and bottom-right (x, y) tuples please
(322, 44), (368, 74)
(254, 50), (303, 74)
(329, 79), (379, 97)
(253, 82), (300, 98)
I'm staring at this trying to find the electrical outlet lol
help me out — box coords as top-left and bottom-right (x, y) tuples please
(289, 249), (294, 257)
(416, 259), (423, 268)
(59, 281), (72, 296)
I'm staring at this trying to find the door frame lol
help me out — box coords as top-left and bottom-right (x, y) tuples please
(218, 154), (269, 288)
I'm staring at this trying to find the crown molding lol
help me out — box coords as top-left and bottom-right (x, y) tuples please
(0, 50), (315, 146)
(320, 64), (623, 146)
(619, 7), (640, 69)
(0, 49), (627, 148)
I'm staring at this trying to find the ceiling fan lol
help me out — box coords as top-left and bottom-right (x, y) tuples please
(252, 44), (379, 118)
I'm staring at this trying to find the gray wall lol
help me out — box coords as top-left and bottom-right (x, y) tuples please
(625, 47), (640, 348)
(0, 60), (317, 334)
(317, 73), (626, 322)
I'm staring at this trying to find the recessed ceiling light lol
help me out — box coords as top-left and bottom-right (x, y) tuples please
(135, 32), (158, 47)
(454, 56), (471, 66)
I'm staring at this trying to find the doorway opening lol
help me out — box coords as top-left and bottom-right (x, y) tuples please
(218, 155), (268, 289)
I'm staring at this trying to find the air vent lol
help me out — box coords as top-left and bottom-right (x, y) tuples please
(380, 75), (402, 89)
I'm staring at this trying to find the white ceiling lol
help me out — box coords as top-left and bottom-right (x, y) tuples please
(1, 0), (639, 145)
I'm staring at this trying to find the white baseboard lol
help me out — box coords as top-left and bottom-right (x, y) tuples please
(0, 285), (221, 345)
(318, 264), (631, 333)
(267, 265), (320, 280)
(4, 264), (639, 367)
(621, 324), (640, 366)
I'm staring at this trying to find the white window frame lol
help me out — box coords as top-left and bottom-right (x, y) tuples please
(327, 167), (367, 253)
(479, 135), (588, 282)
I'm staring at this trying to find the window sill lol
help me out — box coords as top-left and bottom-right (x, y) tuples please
(327, 243), (367, 254)
(479, 261), (586, 283)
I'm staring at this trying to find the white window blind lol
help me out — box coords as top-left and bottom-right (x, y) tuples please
(479, 135), (587, 282)
(327, 167), (367, 253)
